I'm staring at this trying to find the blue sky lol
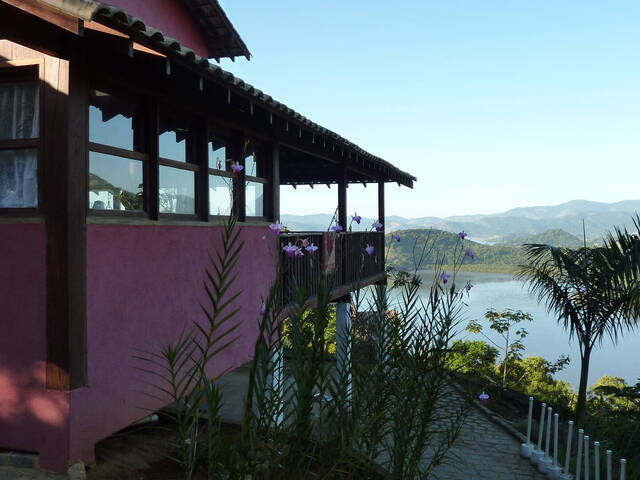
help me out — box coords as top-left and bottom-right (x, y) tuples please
(219, 1), (640, 219)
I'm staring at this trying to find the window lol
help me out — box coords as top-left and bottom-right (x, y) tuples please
(158, 114), (197, 215)
(244, 142), (267, 217)
(0, 67), (39, 209)
(88, 88), (145, 211)
(207, 133), (233, 216)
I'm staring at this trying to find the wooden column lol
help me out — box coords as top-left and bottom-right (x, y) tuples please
(146, 99), (159, 220)
(271, 141), (280, 222)
(338, 163), (347, 229)
(43, 45), (87, 390)
(378, 180), (385, 228)
(196, 118), (209, 222)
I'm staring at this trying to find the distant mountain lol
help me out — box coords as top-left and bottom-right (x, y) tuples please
(282, 199), (640, 242)
(500, 229), (583, 248)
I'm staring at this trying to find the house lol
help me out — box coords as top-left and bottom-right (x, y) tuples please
(0, 0), (415, 472)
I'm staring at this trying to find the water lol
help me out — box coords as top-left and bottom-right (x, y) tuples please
(396, 270), (640, 389)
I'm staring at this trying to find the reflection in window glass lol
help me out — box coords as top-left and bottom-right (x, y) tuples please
(208, 136), (229, 170)
(209, 175), (232, 215)
(245, 152), (258, 177)
(159, 116), (189, 162)
(159, 166), (195, 214)
(246, 181), (264, 217)
(89, 89), (140, 151)
(89, 152), (143, 211)
(0, 81), (39, 141)
(0, 149), (37, 208)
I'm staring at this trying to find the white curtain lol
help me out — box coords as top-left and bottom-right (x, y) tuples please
(0, 81), (39, 208)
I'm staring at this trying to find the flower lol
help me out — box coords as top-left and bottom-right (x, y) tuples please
(440, 272), (451, 284)
(259, 302), (266, 315)
(392, 234), (401, 242)
(269, 222), (285, 235)
(365, 244), (375, 256)
(372, 221), (383, 232)
(294, 248), (304, 257)
(230, 161), (244, 173)
(305, 243), (319, 253)
(464, 248), (476, 260)
(301, 238), (310, 248)
(352, 214), (362, 224)
(465, 281), (474, 292)
(478, 392), (490, 402)
(330, 225), (344, 233)
(282, 243), (298, 256)
(458, 231), (468, 239)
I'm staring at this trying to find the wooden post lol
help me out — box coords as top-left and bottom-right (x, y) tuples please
(338, 163), (347, 229)
(196, 118), (209, 222)
(378, 180), (385, 229)
(271, 141), (280, 222)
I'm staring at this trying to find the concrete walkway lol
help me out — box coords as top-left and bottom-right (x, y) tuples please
(216, 364), (546, 480)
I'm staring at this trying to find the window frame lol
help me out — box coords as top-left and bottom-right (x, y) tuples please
(244, 140), (268, 220)
(87, 83), (147, 217)
(0, 61), (43, 216)
(206, 129), (235, 219)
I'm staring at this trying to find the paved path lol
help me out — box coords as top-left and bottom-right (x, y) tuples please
(216, 365), (546, 480)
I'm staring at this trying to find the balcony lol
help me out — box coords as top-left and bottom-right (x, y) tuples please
(280, 231), (386, 306)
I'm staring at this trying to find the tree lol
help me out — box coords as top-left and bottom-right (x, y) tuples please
(446, 339), (499, 381)
(467, 308), (533, 387)
(519, 217), (640, 426)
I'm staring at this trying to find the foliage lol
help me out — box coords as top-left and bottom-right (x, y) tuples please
(467, 308), (533, 387)
(519, 216), (640, 426)
(282, 304), (338, 354)
(446, 339), (499, 381)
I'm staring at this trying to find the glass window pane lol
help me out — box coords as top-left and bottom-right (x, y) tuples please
(245, 152), (258, 177)
(246, 181), (264, 217)
(209, 174), (232, 216)
(89, 89), (141, 151)
(159, 116), (190, 163)
(0, 81), (39, 140)
(208, 136), (229, 170)
(160, 166), (195, 214)
(89, 152), (143, 211)
(0, 149), (37, 208)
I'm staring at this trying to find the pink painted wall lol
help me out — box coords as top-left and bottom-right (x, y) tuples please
(0, 223), (70, 471)
(69, 224), (277, 463)
(104, 0), (210, 57)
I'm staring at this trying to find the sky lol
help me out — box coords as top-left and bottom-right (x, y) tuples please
(218, 1), (640, 219)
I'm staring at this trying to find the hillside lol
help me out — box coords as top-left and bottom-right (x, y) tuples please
(499, 229), (583, 248)
(385, 229), (528, 272)
(283, 199), (640, 241)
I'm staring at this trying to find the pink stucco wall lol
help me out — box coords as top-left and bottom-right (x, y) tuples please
(104, 0), (210, 57)
(69, 224), (277, 464)
(0, 223), (70, 471)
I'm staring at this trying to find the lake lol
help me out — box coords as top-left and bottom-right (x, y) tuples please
(395, 270), (640, 389)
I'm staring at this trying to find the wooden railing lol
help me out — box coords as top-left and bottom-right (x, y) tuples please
(280, 231), (385, 306)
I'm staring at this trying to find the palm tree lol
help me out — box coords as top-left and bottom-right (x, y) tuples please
(519, 217), (640, 426)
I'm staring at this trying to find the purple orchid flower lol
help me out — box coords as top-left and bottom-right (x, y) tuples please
(478, 392), (490, 402)
(282, 243), (298, 256)
(301, 238), (310, 248)
(259, 302), (266, 315)
(330, 225), (344, 233)
(440, 272), (451, 284)
(392, 234), (401, 242)
(305, 243), (319, 253)
(294, 247), (304, 257)
(458, 231), (468, 239)
(465, 248), (476, 260)
(269, 222), (285, 235)
(372, 221), (383, 232)
(230, 161), (244, 173)
(365, 244), (375, 256)
(352, 214), (362, 224)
